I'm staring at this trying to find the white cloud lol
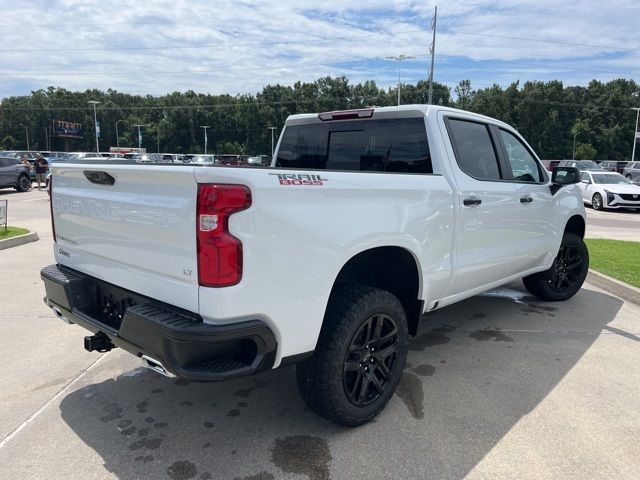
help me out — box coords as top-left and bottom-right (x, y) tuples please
(0, 0), (638, 98)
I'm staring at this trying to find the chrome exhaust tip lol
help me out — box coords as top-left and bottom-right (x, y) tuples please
(51, 306), (73, 324)
(141, 355), (175, 378)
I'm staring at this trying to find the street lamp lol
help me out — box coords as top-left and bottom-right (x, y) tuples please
(631, 107), (640, 162)
(268, 126), (277, 156)
(88, 100), (101, 153)
(19, 124), (30, 150)
(200, 126), (210, 154)
(385, 54), (416, 106)
(115, 119), (124, 148)
(133, 124), (145, 149)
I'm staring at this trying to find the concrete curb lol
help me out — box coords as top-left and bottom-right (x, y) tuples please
(587, 269), (640, 306)
(0, 231), (39, 251)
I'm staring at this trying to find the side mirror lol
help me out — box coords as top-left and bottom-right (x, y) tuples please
(550, 166), (580, 195)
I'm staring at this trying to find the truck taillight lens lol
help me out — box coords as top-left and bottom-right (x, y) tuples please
(197, 184), (251, 287)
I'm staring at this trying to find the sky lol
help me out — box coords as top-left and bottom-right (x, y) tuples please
(0, 0), (639, 99)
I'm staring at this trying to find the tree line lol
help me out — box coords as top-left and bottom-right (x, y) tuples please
(0, 76), (638, 160)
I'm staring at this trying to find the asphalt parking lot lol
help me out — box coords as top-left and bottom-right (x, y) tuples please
(585, 207), (640, 241)
(1, 188), (640, 480)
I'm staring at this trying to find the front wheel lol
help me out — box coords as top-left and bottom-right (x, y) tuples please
(523, 232), (589, 301)
(592, 193), (604, 210)
(626, 174), (633, 180)
(296, 285), (408, 427)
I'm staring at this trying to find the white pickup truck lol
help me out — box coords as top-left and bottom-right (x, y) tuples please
(41, 105), (588, 426)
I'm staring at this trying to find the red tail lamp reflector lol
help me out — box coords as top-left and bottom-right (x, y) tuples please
(197, 184), (251, 287)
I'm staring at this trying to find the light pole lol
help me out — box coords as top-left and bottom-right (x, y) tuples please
(115, 119), (124, 148)
(385, 54), (415, 106)
(631, 107), (640, 162)
(19, 124), (30, 150)
(572, 132), (578, 160)
(133, 124), (145, 149)
(200, 126), (210, 154)
(268, 126), (277, 156)
(88, 101), (100, 153)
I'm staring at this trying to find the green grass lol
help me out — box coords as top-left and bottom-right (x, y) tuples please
(585, 239), (640, 288)
(0, 226), (29, 240)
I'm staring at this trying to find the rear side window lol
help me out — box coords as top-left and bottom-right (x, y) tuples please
(276, 118), (432, 173)
(446, 119), (501, 180)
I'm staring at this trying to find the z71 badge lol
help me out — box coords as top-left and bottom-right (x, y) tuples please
(269, 173), (328, 186)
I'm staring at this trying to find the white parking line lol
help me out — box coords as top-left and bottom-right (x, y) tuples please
(0, 354), (106, 450)
(18, 196), (48, 203)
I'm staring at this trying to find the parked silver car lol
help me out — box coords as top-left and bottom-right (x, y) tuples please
(623, 161), (640, 182)
(0, 156), (31, 192)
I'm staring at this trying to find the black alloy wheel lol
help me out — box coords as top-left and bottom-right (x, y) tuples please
(592, 193), (603, 210)
(16, 175), (31, 192)
(343, 313), (399, 407)
(295, 285), (408, 426)
(548, 244), (584, 293)
(522, 232), (589, 301)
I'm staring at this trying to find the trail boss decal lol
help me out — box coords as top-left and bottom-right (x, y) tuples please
(269, 173), (328, 186)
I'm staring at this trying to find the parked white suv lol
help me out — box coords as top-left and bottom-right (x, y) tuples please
(41, 105), (588, 426)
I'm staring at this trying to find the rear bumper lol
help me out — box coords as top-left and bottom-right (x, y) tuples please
(41, 264), (277, 381)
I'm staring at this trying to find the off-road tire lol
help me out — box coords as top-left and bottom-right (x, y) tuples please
(523, 232), (589, 301)
(296, 284), (408, 427)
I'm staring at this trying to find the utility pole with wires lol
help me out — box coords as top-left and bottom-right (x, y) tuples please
(88, 100), (100, 153)
(386, 54), (415, 106)
(268, 126), (277, 156)
(201, 125), (210, 154)
(134, 124), (145, 149)
(631, 107), (640, 162)
(428, 5), (438, 105)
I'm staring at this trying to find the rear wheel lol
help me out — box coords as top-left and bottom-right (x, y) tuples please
(296, 284), (408, 427)
(523, 232), (589, 301)
(591, 193), (603, 211)
(15, 174), (31, 192)
(626, 174), (632, 179)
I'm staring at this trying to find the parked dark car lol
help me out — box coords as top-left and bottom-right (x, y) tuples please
(599, 160), (628, 174)
(216, 154), (245, 166)
(0, 156), (31, 192)
(557, 160), (604, 171)
(540, 160), (561, 172)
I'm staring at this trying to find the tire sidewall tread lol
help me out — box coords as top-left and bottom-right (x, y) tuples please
(296, 284), (408, 427)
(523, 232), (589, 301)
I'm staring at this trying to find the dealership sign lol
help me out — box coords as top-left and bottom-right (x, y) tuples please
(53, 120), (83, 138)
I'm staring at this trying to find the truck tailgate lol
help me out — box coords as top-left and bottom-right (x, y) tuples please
(51, 163), (199, 312)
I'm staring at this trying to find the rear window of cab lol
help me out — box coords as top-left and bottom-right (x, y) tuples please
(276, 118), (432, 174)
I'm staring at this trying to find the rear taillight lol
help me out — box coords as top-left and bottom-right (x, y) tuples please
(197, 184), (251, 287)
(49, 174), (56, 242)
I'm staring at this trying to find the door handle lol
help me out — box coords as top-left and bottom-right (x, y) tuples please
(520, 196), (533, 203)
(463, 197), (482, 206)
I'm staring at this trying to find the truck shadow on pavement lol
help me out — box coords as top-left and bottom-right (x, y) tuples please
(60, 284), (623, 480)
